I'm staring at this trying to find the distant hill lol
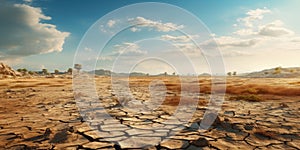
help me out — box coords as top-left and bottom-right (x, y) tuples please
(90, 69), (112, 76)
(89, 67), (300, 78)
(89, 69), (147, 77)
(244, 67), (300, 78)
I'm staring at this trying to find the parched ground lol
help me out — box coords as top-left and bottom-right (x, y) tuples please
(0, 76), (299, 149)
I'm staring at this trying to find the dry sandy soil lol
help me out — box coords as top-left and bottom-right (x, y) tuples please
(0, 76), (299, 149)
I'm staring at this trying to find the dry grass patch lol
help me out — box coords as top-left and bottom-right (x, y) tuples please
(229, 94), (263, 102)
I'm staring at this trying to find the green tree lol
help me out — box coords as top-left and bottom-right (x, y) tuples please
(42, 69), (48, 75)
(164, 72), (168, 77)
(227, 72), (232, 76)
(74, 64), (82, 73)
(54, 69), (59, 74)
(232, 71), (237, 76)
(67, 68), (72, 74)
(28, 71), (34, 75)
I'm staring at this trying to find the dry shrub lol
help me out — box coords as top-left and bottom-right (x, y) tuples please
(289, 81), (300, 85)
(226, 84), (300, 96)
(162, 96), (207, 106)
(229, 94), (263, 102)
(255, 86), (300, 96)
(149, 80), (300, 97)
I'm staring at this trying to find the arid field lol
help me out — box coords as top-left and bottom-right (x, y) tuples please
(0, 76), (299, 149)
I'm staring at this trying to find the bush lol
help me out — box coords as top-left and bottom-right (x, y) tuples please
(229, 94), (263, 102)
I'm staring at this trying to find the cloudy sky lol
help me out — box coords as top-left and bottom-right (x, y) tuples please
(1, 0), (300, 74)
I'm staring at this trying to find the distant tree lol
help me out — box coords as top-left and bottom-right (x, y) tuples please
(146, 73), (149, 76)
(164, 72), (168, 77)
(17, 68), (27, 73)
(290, 69), (295, 73)
(42, 69), (48, 75)
(28, 71), (34, 75)
(232, 71), (237, 76)
(54, 69), (59, 74)
(274, 67), (282, 74)
(67, 68), (73, 74)
(17, 68), (28, 75)
(227, 72), (232, 76)
(172, 72), (176, 76)
(74, 64), (82, 73)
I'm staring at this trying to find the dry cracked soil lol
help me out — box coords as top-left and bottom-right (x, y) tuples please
(0, 75), (299, 150)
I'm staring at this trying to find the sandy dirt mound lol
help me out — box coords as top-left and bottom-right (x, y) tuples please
(0, 62), (21, 78)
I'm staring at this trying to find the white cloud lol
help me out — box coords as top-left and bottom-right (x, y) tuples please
(128, 17), (184, 32)
(258, 20), (294, 37)
(161, 34), (199, 42)
(98, 42), (148, 62)
(218, 36), (259, 47)
(107, 19), (116, 28)
(97, 56), (114, 61)
(23, 0), (32, 2)
(84, 47), (92, 52)
(0, 2), (70, 60)
(202, 8), (299, 54)
(234, 29), (256, 36)
(203, 36), (259, 49)
(113, 42), (147, 56)
(291, 37), (300, 43)
(130, 27), (141, 32)
(221, 50), (252, 57)
(40, 64), (45, 70)
(170, 43), (203, 58)
(238, 8), (271, 27)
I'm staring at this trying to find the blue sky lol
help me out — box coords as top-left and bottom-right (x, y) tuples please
(1, 0), (300, 74)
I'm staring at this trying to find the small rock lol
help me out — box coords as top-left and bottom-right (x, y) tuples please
(224, 111), (235, 117)
(82, 142), (113, 149)
(160, 139), (189, 149)
(191, 137), (209, 147)
(279, 103), (288, 108)
(244, 124), (254, 131)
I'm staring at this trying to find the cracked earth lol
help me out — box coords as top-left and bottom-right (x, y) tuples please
(0, 76), (299, 149)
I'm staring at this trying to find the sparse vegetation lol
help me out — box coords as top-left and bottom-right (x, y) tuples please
(229, 94), (263, 102)
(28, 71), (34, 75)
(17, 68), (28, 73)
(67, 68), (72, 74)
(290, 69), (296, 73)
(273, 66), (282, 74)
(54, 69), (59, 74)
(42, 69), (48, 75)
(74, 64), (82, 72)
